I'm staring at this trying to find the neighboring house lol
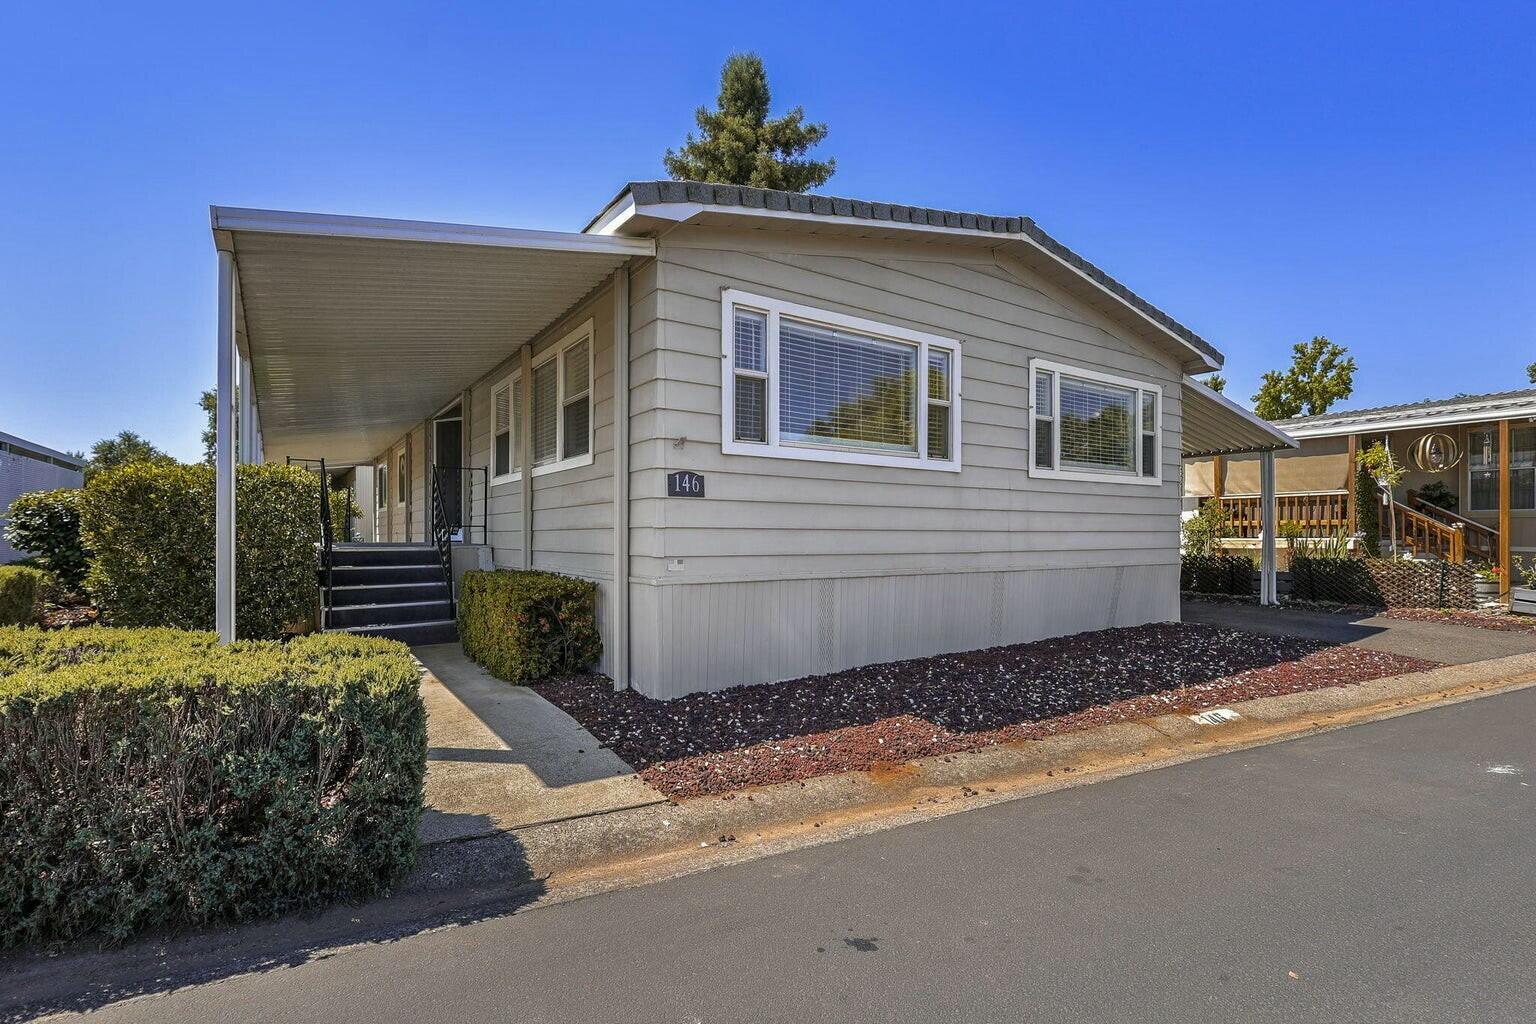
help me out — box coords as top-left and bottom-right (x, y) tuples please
(1184, 387), (1530, 585)
(208, 181), (1291, 698)
(0, 430), (86, 563)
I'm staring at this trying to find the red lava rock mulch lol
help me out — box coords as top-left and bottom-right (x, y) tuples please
(534, 622), (1437, 800)
(1383, 607), (1536, 633)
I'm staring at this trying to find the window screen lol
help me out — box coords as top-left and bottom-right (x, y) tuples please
(532, 361), (558, 465)
(778, 317), (916, 453)
(1033, 370), (1055, 470)
(561, 339), (591, 460)
(1058, 376), (1136, 472)
(733, 309), (769, 443)
(493, 384), (512, 477)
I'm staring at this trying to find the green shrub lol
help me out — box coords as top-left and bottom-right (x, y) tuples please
(79, 463), (321, 639)
(0, 566), (50, 625)
(4, 488), (89, 590)
(0, 627), (425, 947)
(1355, 464), (1382, 557)
(1180, 553), (1254, 596)
(1182, 497), (1232, 557)
(458, 569), (601, 683)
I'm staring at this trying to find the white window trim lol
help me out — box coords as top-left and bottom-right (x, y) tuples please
(719, 289), (962, 472)
(489, 372), (522, 485)
(529, 319), (595, 479)
(1028, 357), (1163, 486)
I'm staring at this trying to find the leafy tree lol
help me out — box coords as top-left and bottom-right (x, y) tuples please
(200, 387), (241, 465)
(1201, 373), (1227, 394)
(1526, 361), (1536, 385)
(664, 53), (835, 192)
(1252, 336), (1356, 420)
(85, 431), (174, 483)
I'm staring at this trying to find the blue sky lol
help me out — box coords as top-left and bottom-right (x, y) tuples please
(2, 0), (1531, 461)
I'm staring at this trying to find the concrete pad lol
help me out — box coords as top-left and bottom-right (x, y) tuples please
(413, 644), (665, 844)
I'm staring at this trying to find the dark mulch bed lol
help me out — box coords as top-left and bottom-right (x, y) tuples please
(535, 622), (1436, 799)
(1383, 608), (1536, 633)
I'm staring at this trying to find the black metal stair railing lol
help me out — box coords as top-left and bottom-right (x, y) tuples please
(430, 467), (457, 621)
(287, 456), (336, 629)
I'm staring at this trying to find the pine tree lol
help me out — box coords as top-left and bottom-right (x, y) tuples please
(664, 53), (835, 192)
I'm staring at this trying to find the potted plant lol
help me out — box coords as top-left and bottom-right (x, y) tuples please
(1510, 556), (1536, 615)
(1473, 564), (1502, 602)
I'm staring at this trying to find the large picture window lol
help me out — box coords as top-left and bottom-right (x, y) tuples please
(1468, 426), (1536, 511)
(720, 290), (961, 471)
(1029, 359), (1162, 485)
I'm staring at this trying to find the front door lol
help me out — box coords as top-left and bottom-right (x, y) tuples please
(434, 412), (464, 538)
(374, 461), (388, 542)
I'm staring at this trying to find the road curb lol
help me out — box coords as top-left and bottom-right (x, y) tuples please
(424, 650), (1536, 905)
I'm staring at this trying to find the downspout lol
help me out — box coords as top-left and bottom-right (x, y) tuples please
(519, 344), (534, 568)
(214, 246), (237, 642)
(611, 266), (631, 690)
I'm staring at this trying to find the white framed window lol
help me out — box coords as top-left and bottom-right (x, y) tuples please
(490, 373), (522, 484)
(396, 449), (407, 504)
(1028, 358), (1162, 485)
(720, 289), (961, 471)
(1468, 426), (1536, 512)
(529, 320), (594, 478)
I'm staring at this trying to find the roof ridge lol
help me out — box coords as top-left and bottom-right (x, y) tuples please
(1278, 386), (1536, 425)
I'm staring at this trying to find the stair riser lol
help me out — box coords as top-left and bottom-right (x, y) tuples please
(340, 621), (459, 646)
(327, 565), (443, 587)
(328, 582), (449, 606)
(328, 601), (454, 628)
(331, 546), (443, 567)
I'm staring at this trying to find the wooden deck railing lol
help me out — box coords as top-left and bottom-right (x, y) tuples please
(1218, 492), (1350, 539)
(1214, 490), (1493, 565)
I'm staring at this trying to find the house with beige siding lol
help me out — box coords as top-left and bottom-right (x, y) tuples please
(208, 181), (1291, 698)
(1185, 388), (1535, 596)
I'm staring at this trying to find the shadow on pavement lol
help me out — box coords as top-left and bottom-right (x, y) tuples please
(0, 814), (547, 1023)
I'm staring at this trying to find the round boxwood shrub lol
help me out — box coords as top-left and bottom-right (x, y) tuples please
(4, 488), (89, 591)
(79, 463), (321, 639)
(0, 627), (426, 948)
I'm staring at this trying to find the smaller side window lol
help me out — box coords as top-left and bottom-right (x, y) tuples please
(1033, 369), (1055, 470)
(397, 453), (406, 503)
(492, 377), (518, 480)
(1141, 391), (1158, 478)
(927, 348), (952, 460)
(561, 338), (591, 460)
(732, 308), (768, 443)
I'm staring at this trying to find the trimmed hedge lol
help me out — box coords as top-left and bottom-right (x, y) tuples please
(0, 566), (50, 625)
(1180, 553), (1255, 596)
(0, 627), (425, 947)
(458, 569), (601, 683)
(79, 463), (321, 639)
(4, 488), (89, 591)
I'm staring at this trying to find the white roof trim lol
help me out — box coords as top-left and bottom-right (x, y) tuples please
(0, 430), (87, 468)
(1181, 376), (1298, 457)
(1283, 402), (1536, 439)
(598, 198), (1219, 373)
(211, 206), (655, 257)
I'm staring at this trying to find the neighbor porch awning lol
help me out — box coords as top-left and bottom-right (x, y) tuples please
(209, 207), (655, 639)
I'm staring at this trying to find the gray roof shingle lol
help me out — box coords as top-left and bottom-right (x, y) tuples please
(1278, 387), (1536, 429)
(605, 181), (1221, 366)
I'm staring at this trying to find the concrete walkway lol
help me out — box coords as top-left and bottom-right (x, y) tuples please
(1182, 599), (1536, 664)
(415, 645), (665, 844)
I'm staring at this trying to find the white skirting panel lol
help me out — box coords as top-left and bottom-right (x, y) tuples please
(627, 563), (1179, 700)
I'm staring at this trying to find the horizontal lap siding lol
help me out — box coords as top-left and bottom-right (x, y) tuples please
(640, 231), (1185, 583)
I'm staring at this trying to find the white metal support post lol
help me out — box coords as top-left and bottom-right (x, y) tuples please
(238, 355), (255, 464)
(611, 267), (631, 691)
(1260, 450), (1278, 606)
(215, 248), (238, 641)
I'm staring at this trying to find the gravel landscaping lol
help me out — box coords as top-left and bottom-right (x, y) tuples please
(535, 622), (1436, 799)
(1383, 608), (1536, 633)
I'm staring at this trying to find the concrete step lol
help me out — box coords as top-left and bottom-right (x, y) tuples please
(327, 564), (444, 587)
(327, 581), (450, 607)
(327, 599), (454, 629)
(332, 619), (458, 646)
(331, 544), (442, 568)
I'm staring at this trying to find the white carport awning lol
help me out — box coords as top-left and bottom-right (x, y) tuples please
(1180, 376), (1297, 458)
(211, 207), (655, 464)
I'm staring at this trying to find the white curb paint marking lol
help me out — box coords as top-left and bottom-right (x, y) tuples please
(1189, 708), (1242, 726)
(1485, 765), (1524, 776)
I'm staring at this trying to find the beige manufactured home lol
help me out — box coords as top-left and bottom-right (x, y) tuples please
(209, 181), (1290, 698)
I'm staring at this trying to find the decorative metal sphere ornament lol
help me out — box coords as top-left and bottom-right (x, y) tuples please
(1410, 432), (1461, 472)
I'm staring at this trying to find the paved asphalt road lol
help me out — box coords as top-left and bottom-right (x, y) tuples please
(44, 686), (1536, 1024)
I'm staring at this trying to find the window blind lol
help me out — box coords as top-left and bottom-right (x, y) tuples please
(1058, 376), (1135, 472)
(734, 309), (766, 372)
(778, 317), (916, 452)
(493, 384), (511, 476)
(532, 361), (558, 465)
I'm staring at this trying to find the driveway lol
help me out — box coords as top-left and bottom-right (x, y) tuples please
(1181, 599), (1536, 665)
(415, 645), (664, 843)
